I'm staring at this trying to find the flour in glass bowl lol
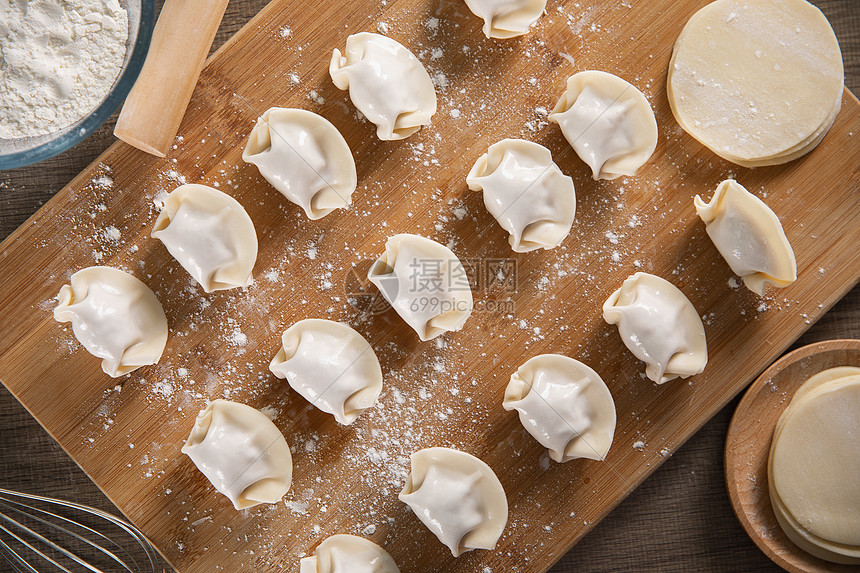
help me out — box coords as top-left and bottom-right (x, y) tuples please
(0, 0), (129, 139)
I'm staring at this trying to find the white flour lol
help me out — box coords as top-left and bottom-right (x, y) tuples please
(0, 0), (129, 139)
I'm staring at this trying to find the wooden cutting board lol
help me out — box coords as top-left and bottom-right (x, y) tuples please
(0, 0), (858, 571)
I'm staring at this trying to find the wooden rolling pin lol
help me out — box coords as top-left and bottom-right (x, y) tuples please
(114, 0), (230, 157)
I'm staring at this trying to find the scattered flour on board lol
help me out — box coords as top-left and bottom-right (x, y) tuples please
(93, 174), (113, 189)
(152, 381), (174, 399)
(99, 226), (121, 243)
(228, 327), (248, 347)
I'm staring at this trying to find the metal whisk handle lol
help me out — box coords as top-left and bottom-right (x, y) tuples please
(0, 487), (162, 573)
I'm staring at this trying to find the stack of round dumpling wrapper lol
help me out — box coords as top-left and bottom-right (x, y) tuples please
(767, 367), (860, 565)
(667, 0), (844, 167)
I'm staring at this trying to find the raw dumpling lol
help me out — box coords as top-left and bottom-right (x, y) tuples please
(269, 319), (383, 425)
(466, 138), (575, 252)
(242, 108), (357, 220)
(399, 447), (507, 557)
(503, 354), (616, 462)
(330, 33), (436, 140)
(464, 0), (547, 39)
(53, 266), (168, 377)
(368, 234), (473, 341)
(300, 534), (401, 573)
(182, 399), (292, 510)
(152, 184), (258, 292)
(694, 179), (797, 295)
(603, 272), (707, 384)
(549, 70), (658, 180)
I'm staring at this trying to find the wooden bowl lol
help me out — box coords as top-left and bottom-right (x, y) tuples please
(725, 339), (860, 573)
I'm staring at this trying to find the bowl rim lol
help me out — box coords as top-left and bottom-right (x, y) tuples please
(0, 0), (156, 170)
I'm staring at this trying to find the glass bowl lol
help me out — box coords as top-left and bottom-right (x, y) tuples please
(0, 0), (156, 170)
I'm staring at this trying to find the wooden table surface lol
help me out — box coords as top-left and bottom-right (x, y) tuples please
(1, 1), (856, 571)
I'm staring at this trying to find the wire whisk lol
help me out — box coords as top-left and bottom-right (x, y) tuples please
(0, 488), (162, 573)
